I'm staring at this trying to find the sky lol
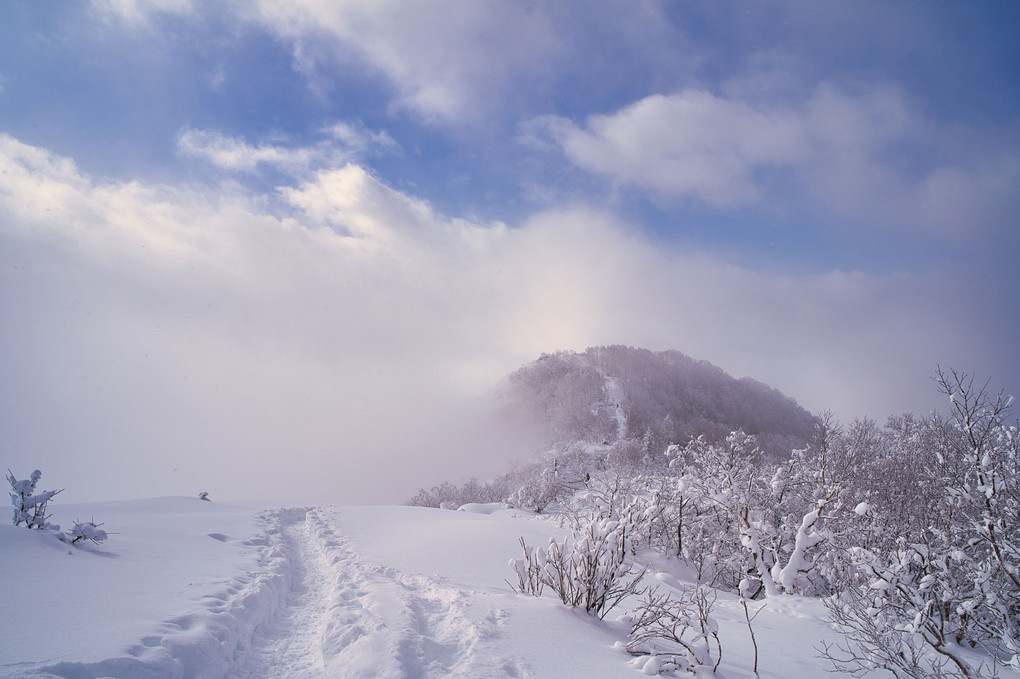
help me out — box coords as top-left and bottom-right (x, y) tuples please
(1, 0), (1018, 505)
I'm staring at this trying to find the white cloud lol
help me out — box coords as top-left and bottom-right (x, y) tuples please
(176, 128), (329, 175)
(176, 124), (400, 176)
(529, 84), (1020, 238)
(324, 121), (399, 156)
(0, 134), (1012, 505)
(525, 90), (809, 206)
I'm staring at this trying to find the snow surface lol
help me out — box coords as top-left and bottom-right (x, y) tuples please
(0, 497), (979, 678)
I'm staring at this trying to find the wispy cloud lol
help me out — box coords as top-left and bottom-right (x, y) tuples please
(323, 121), (400, 156)
(176, 128), (329, 175)
(244, 0), (563, 120)
(88, 0), (683, 123)
(176, 123), (400, 176)
(90, 0), (195, 27)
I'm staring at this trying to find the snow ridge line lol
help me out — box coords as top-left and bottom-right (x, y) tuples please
(14, 507), (303, 679)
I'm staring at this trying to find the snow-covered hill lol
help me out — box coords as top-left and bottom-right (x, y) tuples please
(501, 346), (818, 460)
(0, 498), (1007, 678)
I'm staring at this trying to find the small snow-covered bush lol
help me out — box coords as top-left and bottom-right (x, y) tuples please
(66, 519), (108, 545)
(7, 469), (62, 530)
(508, 537), (546, 597)
(627, 585), (723, 676)
(510, 517), (645, 619)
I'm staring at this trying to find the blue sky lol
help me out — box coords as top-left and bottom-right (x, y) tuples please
(1, 1), (1018, 504)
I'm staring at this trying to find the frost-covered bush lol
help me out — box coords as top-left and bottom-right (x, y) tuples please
(666, 431), (786, 594)
(560, 473), (636, 528)
(558, 471), (685, 561)
(510, 517), (646, 619)
(626, 585), (722, 676)
(507, 464), (572, 514)
(663, 424), (862, 598)
(507, 537), (545, 597)
(408, 475), (514, 507)
(7, 469), (62, 530)
(67, 519), (108, 545)
(407, 477), (509, 509)
(823, 369), (1020, 678)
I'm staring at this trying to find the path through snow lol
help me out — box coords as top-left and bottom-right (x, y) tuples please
(229, 508), (526, 679)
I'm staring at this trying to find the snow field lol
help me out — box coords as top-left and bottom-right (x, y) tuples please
(0, 498), (293, 678)
(9, 499), (1008, 678)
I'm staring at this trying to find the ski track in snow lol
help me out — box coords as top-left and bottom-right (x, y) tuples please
(230, 508), (527, 679)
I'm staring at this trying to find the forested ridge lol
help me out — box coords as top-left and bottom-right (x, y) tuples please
(501, 345), (817, 458)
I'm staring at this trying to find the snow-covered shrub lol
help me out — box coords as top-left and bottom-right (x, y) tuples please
(767, 416), (866, 596)
(407, 477), (508, 508)
(508, 537), (546, 597)
(507, 464), (571, 514)
(626, 585), (722, 676)
(560, 472), (635, 528)
(67, 519), (108, 545)
(823, 369), (1020, 678)
(664, 424), (862, 597)
(7, 469), (62, 530)
(629, 475), (686, 556)
(606, 438), (645, 472)
(821, 582), (949, 679)
(666, 431), (780, 594)
(560, 471), (685, 561)
(510, 517), (646, 619)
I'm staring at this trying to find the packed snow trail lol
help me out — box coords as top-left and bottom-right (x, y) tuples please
(226, 508), (330, 678)
(228, 508), (527, 679)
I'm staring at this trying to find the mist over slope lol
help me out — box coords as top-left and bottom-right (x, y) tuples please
(500, 345), (818, 460)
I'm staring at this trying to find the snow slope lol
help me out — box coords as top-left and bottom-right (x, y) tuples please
(2, 498), (998, 678)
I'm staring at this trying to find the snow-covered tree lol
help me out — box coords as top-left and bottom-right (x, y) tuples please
(7, 469), (62, 530)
